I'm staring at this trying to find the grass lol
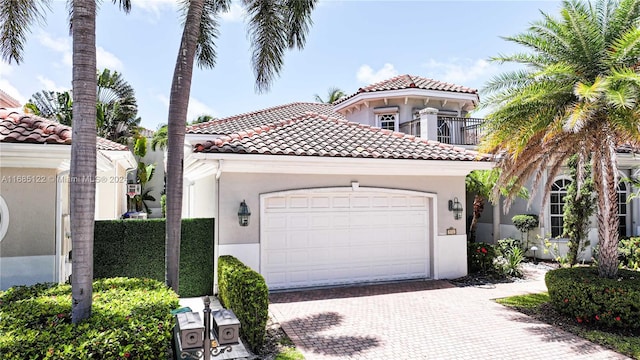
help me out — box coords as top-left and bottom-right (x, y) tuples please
(275, 347), (305, 360)
(496, 292), (640, 359)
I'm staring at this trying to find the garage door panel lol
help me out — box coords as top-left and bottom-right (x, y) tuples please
(262, 190), (431, 289)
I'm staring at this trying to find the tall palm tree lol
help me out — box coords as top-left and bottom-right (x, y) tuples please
(1, 0), (131, 323)
(481, 0), (640, 278)
(164, 0), (318, 291)
(314, 87), (345, 104)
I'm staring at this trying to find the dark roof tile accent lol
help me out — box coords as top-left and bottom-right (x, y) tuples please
(334, 74), (478, 105)
(0, 108), (128, 151)
(195, 112), (490, 162)
(186, 102), (343, 135)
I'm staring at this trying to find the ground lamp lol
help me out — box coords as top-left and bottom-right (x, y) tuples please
(238, 200), (251, 226)
(448, 197), (463, 220)
(530, 246), (538, 264)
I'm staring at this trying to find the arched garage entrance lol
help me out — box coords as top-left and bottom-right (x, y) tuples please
(260, 187), (435, 290)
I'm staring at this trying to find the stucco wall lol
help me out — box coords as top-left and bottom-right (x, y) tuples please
(215, 173), (466, 246)
(95, 163), (130, 220)
(0, 167), (57, 257)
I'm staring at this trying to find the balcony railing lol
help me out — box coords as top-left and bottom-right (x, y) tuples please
(398, 116), (484, 146)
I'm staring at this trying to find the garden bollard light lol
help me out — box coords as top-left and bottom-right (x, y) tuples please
(530, 246), (538, 264)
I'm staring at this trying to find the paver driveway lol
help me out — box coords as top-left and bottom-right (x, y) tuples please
(269, 271), (629, 360)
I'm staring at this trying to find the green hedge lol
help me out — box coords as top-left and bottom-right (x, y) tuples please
(218, 255), (269, 353)
(546, 267), (640, 329)
(94, 218), (214, 297)
(0, 278), (179, 359)
(468, 242), (497, 274)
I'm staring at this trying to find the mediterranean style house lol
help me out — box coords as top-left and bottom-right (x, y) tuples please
(0, 108), (136, 290)
(183, 75), (493, 290)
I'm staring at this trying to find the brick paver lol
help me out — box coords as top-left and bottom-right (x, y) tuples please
(269, 271), (629, 360)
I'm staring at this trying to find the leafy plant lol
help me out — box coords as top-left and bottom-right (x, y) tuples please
(218, 256), (269, 353)
(546, 267), (640, 330)
(563, 155), (595, 266)
(467, 242), (497, 274)
(540, 235), (570, 266)
(0, 278), (179, 359)
(132, 136), (156, 214)
(619, 238), (640, 270)
(512, 214), (539, 252)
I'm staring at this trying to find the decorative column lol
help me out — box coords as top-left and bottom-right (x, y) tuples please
(419, 107), (439, 141)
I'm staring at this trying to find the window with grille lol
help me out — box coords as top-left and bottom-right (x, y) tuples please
(437, 119), (451, 143)
(550, 178), (571, 238)
(378, 114), (396, 131)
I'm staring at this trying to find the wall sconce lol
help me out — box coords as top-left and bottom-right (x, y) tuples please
(448, 197), (463, 220)
(237, 200), (251, 227)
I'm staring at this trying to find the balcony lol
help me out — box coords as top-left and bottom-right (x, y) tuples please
(398, 116), (484, 146)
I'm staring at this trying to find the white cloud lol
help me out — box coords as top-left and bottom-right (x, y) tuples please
(356, 63), (398, 84)
(131, 0), (177, 17)
(37, 32), (72, 67)
(220, 2), (246, 22)
(97, 47), (124, 71)
(156, 94), (216, 123)
(422, 58), (497, 85)
(36, 76), (68, 92)
(0, 63), (26, 104)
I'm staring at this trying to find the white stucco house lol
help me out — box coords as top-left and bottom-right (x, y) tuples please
(183, 74), (493, 290)
(0, 108), (136, 290)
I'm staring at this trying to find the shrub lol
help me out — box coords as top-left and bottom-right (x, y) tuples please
(467, 242), (497, 274)
(500, 247), (524, 277)
(94, 218), (214, 297)
(619, 237), (640, 270)
(496, 237), (520, 257)
(0, 278), (179, 359)
(218, 256), (269, 353)
(512, 214), (539, 251)
(546, 267), (640, 330)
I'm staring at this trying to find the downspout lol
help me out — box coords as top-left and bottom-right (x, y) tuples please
(55, 170), (69, 284)
(213, 159), (223, 294)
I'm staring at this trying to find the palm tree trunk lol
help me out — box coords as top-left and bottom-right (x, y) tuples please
(70, 0), (97, 323)
(593, 139), (620, 278)
(468, 194), (485, 242)
(165, 0), (205, 292)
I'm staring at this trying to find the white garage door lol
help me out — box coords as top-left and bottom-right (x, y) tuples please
(261, 189), (431, 289)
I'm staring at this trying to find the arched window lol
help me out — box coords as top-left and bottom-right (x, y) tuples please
(550, 178), (571, 238)
(618, 181), (628, 237)
(437, 119), (451, 143)
(0, 195), (9, 242)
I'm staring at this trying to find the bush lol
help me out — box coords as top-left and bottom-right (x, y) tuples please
(0, 278), (179, 359)
(218, 256), (269, 353)
(496, 237), (520, 257)
(467, 242), (497, 274)
(512, 214), (539, 233)
(94, 218), (214, 297)
(619, 237), (640, 270)
(546, 267), (640, 330)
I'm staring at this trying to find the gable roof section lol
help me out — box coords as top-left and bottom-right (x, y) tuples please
(0, 108), (128, 151)
(187, 102), (342, 135)
(195, 112), (490, 162)
(334, 74), (478, 105)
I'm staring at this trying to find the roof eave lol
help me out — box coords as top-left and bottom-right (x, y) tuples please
(333, 88), (479, 113)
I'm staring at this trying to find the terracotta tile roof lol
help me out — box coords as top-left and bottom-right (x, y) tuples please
(187, 102), (342, 135)
(0, 89), (21, 108)
(195, 112), (490, 161)
(334, 74), (478, 105)
(0, 108), (128, 151)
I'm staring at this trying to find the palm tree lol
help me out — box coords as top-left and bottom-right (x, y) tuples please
(164, 0), (318, 291)
(1, 0), (131, 323)
(151, 124), (168, 151)
(314, 87), (345, 104)
(26, 69), (140, 144)
(191, 114), (216, 124)
(466, 169), (528, 242)
(481, 0), (640, 278)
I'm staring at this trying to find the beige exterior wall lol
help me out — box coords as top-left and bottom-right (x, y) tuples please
(215, 172), (465, 246)
(0, 167), (58, 257)
(95, 163), (130, 220)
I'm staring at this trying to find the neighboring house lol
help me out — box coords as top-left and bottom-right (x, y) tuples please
(0, 90), (20, 108)
(184, 75), (493, 291)
(0, 109), (136, 290)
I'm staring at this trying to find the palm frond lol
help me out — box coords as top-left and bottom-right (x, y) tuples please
(0, 0), (51, 63)
(284, 0), (316, 49)
(607, 27), (640, 65)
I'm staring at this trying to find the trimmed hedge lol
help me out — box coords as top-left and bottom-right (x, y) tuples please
(218, 255), (269, 353)
(468, 242), (497, 274)
(546, 267), (640, 329)
(0, 278), (179, 359)
(94, 218), (214, 297)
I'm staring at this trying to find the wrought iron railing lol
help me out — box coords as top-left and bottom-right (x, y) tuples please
(399, 116), (484, 145)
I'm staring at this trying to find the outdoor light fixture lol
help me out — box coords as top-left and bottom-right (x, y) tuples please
(531, 246), (539, 264)
(238, 200), (251, 227)
(448, 197), (463, 220)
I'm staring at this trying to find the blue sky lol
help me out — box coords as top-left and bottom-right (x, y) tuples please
(0, 0), (562, 131)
